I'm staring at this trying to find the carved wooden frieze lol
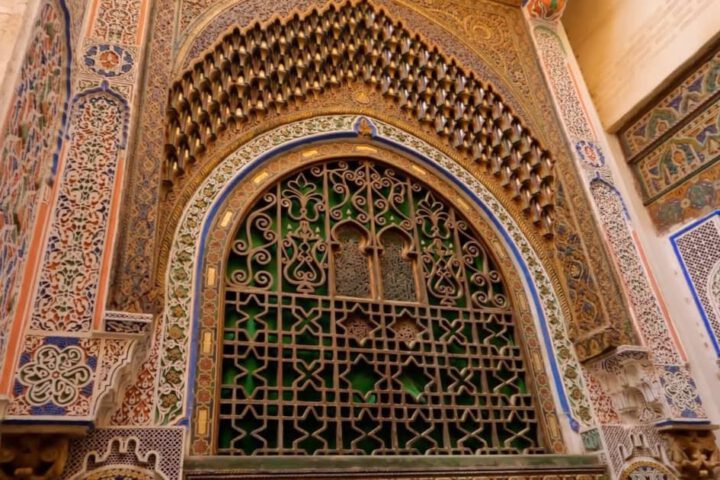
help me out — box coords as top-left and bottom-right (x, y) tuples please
(618, 44), (720, 230)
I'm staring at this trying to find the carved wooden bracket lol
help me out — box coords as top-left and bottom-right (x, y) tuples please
(661, 427), (720, 480)
(0, 434), (69, 480)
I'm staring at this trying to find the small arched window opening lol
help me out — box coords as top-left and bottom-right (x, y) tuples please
(333, 222), (373, 298)
(378, 228), (418, 302)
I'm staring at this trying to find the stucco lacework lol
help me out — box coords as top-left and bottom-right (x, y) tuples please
(0, 0), (70, 365)
(113, 2), (635, 368)
(31, 90), (128, 333)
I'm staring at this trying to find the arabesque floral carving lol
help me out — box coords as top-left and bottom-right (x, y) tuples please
(17, 345), (92, 407)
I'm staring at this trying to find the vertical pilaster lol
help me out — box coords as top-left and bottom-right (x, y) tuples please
(1, 0), (153, 427)
(0, 0), (72, 415)
(523, 1), (714, 478)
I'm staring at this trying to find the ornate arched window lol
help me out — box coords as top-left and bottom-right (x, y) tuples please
(219, 158), (544, 455)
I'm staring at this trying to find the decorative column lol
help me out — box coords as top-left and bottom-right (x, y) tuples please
(0, 0), (153, 450)
(522, 1), (717, 479)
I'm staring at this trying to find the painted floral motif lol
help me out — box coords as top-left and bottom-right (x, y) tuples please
(652, 163), (720, 229)
(17, 344), (92, 407)
(576, 140), (605, 168)
(0, 0), (68, 365)
(31, 90), (127, 332)
(621, 49), (720, 157)
(619, 45), (720, 229)
(635, 103), (720, 200)
(84, 44), (134, 77)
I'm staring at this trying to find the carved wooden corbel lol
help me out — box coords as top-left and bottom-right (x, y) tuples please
(661, 427), (720, 480)
(0, 434), (69, 480)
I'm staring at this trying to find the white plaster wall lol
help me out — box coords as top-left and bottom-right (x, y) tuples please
(0, 1), (29, 74)
(563, 0), (720, 131)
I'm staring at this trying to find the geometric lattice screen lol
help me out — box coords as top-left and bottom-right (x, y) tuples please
(219, 158), (544, 455)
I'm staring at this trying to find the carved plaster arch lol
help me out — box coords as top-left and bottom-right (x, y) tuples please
(155, 115), (595, 457)
(141, 0), (637, 364)
(170, 0), (547, 136)
(110, 0), (635, 368)
(154, 85), (633, 364)
(163, 0), (556, 236)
